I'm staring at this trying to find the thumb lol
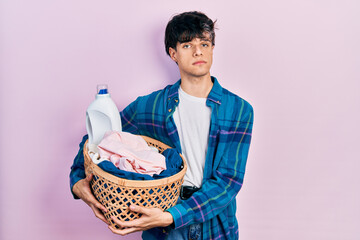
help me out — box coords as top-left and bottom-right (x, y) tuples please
(85, 173), (93, 182)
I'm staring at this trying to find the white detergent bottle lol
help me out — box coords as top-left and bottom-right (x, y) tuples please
(86, 84), (122, 150)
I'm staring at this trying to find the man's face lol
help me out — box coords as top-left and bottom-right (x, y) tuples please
(169, 33), (214, 79)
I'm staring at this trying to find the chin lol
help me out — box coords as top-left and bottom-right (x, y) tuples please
(193, 71), (211, 78)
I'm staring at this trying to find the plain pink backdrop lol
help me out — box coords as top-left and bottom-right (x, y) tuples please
(1, 1), (359, 240)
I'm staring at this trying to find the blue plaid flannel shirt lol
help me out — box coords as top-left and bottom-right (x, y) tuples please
(70, 76), (253, 240)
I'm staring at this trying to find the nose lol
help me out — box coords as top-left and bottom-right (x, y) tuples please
(193, 45), (203, 57)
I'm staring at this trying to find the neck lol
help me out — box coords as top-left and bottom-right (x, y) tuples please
(180, 74), (213, 98)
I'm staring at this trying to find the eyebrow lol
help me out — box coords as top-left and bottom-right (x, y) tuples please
(181, 38), (211, 44)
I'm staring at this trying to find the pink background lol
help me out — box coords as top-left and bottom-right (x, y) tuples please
(1, 0), (359, 239)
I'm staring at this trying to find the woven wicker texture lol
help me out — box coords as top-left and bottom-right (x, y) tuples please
(83, 136), (187, 228)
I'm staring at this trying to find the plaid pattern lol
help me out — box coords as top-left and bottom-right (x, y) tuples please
(70, 77), (253, 240)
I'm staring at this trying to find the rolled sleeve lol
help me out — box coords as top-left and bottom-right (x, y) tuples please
(69, 135), (88, 199)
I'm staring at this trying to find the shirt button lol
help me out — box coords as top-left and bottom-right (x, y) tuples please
(168, 109), (172, 112)
(175, 99), (178, 103)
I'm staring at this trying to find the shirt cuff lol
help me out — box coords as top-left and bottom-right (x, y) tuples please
(166, 203), (190, 229)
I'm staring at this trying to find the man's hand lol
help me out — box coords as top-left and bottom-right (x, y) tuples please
(72, 173), (109, 224)
(108, 205), (174, 236)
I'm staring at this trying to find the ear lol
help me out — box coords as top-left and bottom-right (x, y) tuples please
(168, 47), (177, 63)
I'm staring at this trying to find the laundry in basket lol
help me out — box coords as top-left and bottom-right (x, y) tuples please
(83, 135), (187, 229)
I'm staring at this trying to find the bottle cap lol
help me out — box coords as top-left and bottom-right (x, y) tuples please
(97, 84), (108, 94)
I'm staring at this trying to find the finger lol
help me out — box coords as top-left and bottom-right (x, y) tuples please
(108, 225), (140, 236)
(87, 194), (107, 212)
(90, 204), (109, 224)
(84, 194), (102, 208)
(129, 205), (150, 215)
(94, 200), (108, 213)
(111, 216), (141, 229)
(83, 175), (107, 211)
(83, 190), (107, 213)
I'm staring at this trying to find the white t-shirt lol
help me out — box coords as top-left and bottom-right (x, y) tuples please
(173, 86), (211, 188)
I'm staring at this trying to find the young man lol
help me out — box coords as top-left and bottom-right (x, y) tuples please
(70, 11), (254, 240)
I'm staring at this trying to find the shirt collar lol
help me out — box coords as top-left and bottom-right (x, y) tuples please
(167, 76), (222, 105)
(207, 76), (222, 105)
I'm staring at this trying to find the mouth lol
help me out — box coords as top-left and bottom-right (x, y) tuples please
(193, 61), (207, 65)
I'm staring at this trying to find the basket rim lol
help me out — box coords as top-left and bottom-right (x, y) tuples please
(83, 136), (187, 188)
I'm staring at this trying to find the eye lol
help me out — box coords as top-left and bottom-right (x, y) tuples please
(202, 43), (209, 47)
(183, 44), (191, 49)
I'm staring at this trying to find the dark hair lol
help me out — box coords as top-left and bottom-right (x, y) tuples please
(165, 11), (216, 56)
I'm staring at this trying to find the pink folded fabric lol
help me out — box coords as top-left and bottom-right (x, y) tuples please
(97, 131), (166, 176)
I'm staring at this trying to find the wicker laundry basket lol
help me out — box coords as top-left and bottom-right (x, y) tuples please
(83, 136), (187, 229)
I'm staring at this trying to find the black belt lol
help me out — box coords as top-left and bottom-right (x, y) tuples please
(180, 186), (200, 200)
